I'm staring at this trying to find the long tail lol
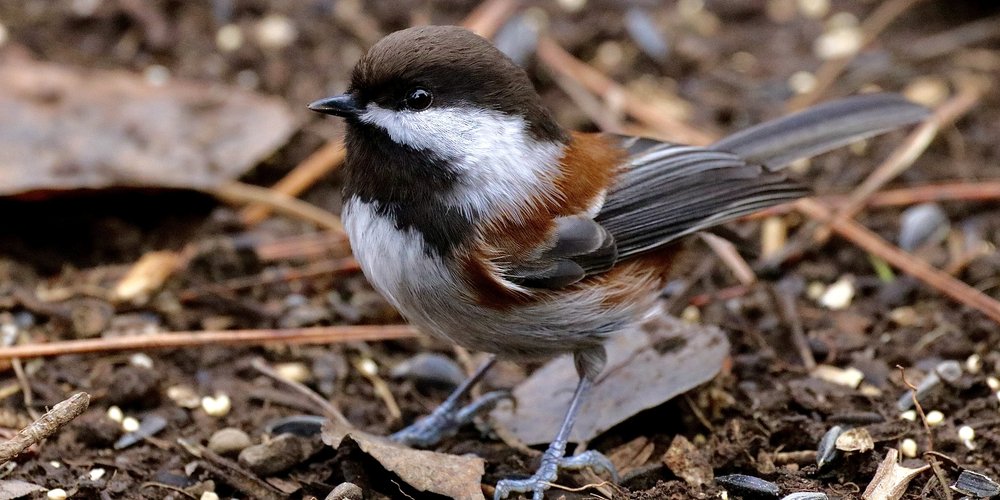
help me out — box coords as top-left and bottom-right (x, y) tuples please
(711, 93), (929, 169)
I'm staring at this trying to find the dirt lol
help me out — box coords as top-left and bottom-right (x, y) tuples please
(1, 1), (999, 499)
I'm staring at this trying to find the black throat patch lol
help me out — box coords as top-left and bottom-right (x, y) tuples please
(342, 123), (477, 257)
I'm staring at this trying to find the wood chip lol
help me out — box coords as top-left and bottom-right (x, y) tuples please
(861, 448), (929, 500)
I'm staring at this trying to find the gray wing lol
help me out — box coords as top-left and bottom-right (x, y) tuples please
(510, 93), (928, 287)
(595, 141), (808, 260)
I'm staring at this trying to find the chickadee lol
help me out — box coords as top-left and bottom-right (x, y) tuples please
(310, 25), (927, 499)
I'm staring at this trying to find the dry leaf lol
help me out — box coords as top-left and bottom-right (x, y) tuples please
(0, 55), (297, 196)
(607, 436), (656, 478)
(663, 435), (713, 487)
(322, 420), (485, 500)
(491, 307), (729, 445)
(862, 448), (929, 500)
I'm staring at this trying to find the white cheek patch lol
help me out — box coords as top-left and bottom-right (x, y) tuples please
(358, 104), (564, 221)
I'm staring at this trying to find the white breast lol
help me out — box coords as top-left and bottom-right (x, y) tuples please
(342, 198), (456, 315)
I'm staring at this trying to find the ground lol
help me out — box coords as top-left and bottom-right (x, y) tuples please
(0, 1), (999, 499)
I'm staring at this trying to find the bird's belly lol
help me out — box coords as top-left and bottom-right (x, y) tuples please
(343, 198), (643, 359)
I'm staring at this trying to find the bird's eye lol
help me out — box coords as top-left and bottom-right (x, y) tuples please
(404, 88), (433, 111)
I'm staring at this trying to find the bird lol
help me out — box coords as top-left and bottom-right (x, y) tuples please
(308, 25), (927, 499)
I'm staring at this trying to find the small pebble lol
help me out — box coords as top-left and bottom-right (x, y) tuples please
(49, 461), (61, 469)
(958, 425), (976, 450)
(987, 377), (1000, 391)
(900, 410), (917, 421)
(167, 385), (201, 409)
(390, 353), (466, 388)
(216, 24), (243, 52)
(681, 305), (701, 323)
(238, 433), (322, 476)
(925, 410), (944, 426)
(819, 276), (855, 310)
(274, 362), (312, 384)
(208, 427), (252, 456)
(730, 52), (757, 73)
(115, 414), (168, 450)
(254, 14), (297, 49)
(46, 489), (68, 500)
(200, 492), (220, 500)
(129, 353), (154, 369)
(898, 203), (949, 252)
(121, 416), (140, 433)
(904, 76), (949, 107)
(356, 358), (378, 376)
(71, 0), (100, 16)
(900, 438), (918, 458)
(965, 354), (982, 374)
(806, 281), (826, 300)
(812, 365), (864, 388)
(788, 71), (817, 94)
(89, 468), (106, 481)
(814, 26), (862, 60)
(326, 482), (364, 500)
(624, 8), (670, 62)
(796, 0), (830, 19)
(107, 406), (124, 423)
(202, 394), (232, 417)
(888, 306), (919, 326)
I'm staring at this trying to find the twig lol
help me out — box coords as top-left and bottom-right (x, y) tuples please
(250, 358), (351, 428)
(181, 257), (360, 297)
(0, 325), (418, 361)
(897, 366), (934, 451)
(925, 454), (954, 500)
(352, 357), (402, 425)
(178, 439), (284, 500)
(797, 199), (1000, 324)
(699, 233), (756, 285)
(211, 181), (344, 233)
(904, 14), (1000, 60)
(0, 392), (90, 464)
(748, 180), (1000, 219)
(771, 284), (817, 370)
(462, 0), (521, 39)
(536, 36), (715, 145)
(816, 85), (982, 241)
(239, 141), (346, 226)
(787, 0), (927, 111)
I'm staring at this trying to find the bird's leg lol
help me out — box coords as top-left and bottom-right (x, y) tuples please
(391, 356), (509, 448)
(493, 375), (618, 500)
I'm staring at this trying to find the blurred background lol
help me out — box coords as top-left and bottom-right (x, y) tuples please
(0, 1), (999, 498)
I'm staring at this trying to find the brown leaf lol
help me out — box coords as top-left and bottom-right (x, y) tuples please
(0, 55), (297, 196)
(322, 421), (485, 500)
(607, 436), (656, 478)
(663, 435), (713, 488)
(491, 308), (729, 444)
(862, 448), (929, 500)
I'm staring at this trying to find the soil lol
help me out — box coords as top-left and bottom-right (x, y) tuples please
(0, 1), (999, 499)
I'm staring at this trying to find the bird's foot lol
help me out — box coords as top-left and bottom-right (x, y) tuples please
(390, 390), (511, 448)
(494, 448), (618, 500)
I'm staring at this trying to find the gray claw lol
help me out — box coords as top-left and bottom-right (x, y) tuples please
(494, 450), (618, 499)
(391, 390), (512, 448)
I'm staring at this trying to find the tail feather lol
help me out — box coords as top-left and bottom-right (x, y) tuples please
(711, 93), (929, 169)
